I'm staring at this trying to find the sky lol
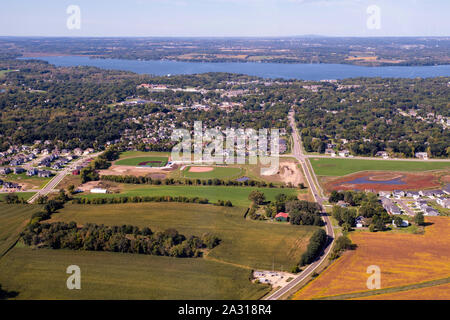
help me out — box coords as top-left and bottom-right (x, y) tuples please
(1, 0), (449, 37)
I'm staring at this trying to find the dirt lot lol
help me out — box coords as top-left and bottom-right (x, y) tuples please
(324, 171), (441, 192)
(278, 161), (304, 186)
(188, 166), (214, 173)
(99, 164), (177, 177)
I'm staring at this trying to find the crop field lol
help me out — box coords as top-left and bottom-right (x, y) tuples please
(115, 156), (168, 167)
(182, 166), (243, 179)
(310, 158), (450, 176)
(50, 202), (317, 270)
(293, 217), (450, 300)
(77, 185), (299, 207)
(0, 204), (41, 256)
(0, 247), (269, 300)
(354, 283), (450, 300)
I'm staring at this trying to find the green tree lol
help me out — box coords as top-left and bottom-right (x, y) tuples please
(248, 190), (265, 205)
(414, 212), (425, 226)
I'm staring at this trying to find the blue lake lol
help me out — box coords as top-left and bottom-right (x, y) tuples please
(22, 56), (450, 80)
(343, 177), (406, 185)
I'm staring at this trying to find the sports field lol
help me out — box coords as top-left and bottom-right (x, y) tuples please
(0, 247), (269, 299)
(115, 156), (168, 167)
(77, 185), (299, 207)
(182, 166), (243, 179)
(50, 202), (317, 270)
(310, 158), (450, 176)
(0, 204), (41, 256)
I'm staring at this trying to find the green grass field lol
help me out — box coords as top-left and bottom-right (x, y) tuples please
(182, 166), (243, 179)
(310, 158), (450, 176)
(0, 204), (41, 256)
(0, 247), (269, 299)
(0, 192), (36, 202)
(2, 172), (52, 189)
(51, 202), (317, 270)
(77, 185), (298, 207)
(115, 156), (168, 167)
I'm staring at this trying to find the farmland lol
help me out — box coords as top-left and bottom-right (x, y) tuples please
(310, 158), (450, 176)
(0, 247), (269, 300)
(0, 200), (318, 299)
(50, 202), (318, 270)
(293, 217), (450, 300)
(77, 185), (299, 208)
(0, 204), (41, 256)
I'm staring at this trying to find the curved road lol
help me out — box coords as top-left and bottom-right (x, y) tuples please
(265, 110), (335, 300)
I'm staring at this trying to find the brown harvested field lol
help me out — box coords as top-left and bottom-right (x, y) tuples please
(324, 171), (441, 192)
(354, 283), (450, 300)
(188, 166), (214, 173)
(293, 217), (450, 300)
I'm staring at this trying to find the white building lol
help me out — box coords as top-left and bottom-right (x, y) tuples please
(90, 188), (107, 194)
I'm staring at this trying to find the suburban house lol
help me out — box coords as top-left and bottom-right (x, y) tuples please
(13, 167), (25, 174)
(355, 216), (368, 228)
(444, 184), (450, 195)
(375, 151), (389, 158)
(437, 198), (450, 209)
(423, 207), (439, 216)
(339, 150), (350, 157)
(392, 219), (409, 228)
(419, 190), (436, 198)
(405, 191), (420, 199)
(415, 152), (428, 160)
(393, 190), (405, 199)
(38, 170), (52, 178)
(379, 191), (391, 198)
(337, 200), (349, 208)
(0, 167), (12, 175)
(275, 212), (289, 222)
(381, 198), (402, 215)
(27, 168), (38, 176)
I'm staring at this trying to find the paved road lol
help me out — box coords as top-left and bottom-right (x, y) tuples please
(265, 110), (335, 300)
(27, 153), (101, 203)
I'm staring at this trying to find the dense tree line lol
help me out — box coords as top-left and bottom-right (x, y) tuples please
(72, 195), (212, 205)
(286, 200), (323, 226)
(21, 222), (220, 258)
(101, 175), (286, 188)
(299, 229), (328, 266)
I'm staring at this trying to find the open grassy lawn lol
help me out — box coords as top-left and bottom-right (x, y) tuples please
(51, 202), (317, 270)
(77, 185), (299, 208)
(0, 204), (41, 256)
(0, 247), (269, 300)
(0, 192), (36, 202)
(182, 166), (243, 179)
(2, 172), (52, 189)
(114, 156), (168, 167)
(310, 158), (450, 176)
(118, 151), (170, 159)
